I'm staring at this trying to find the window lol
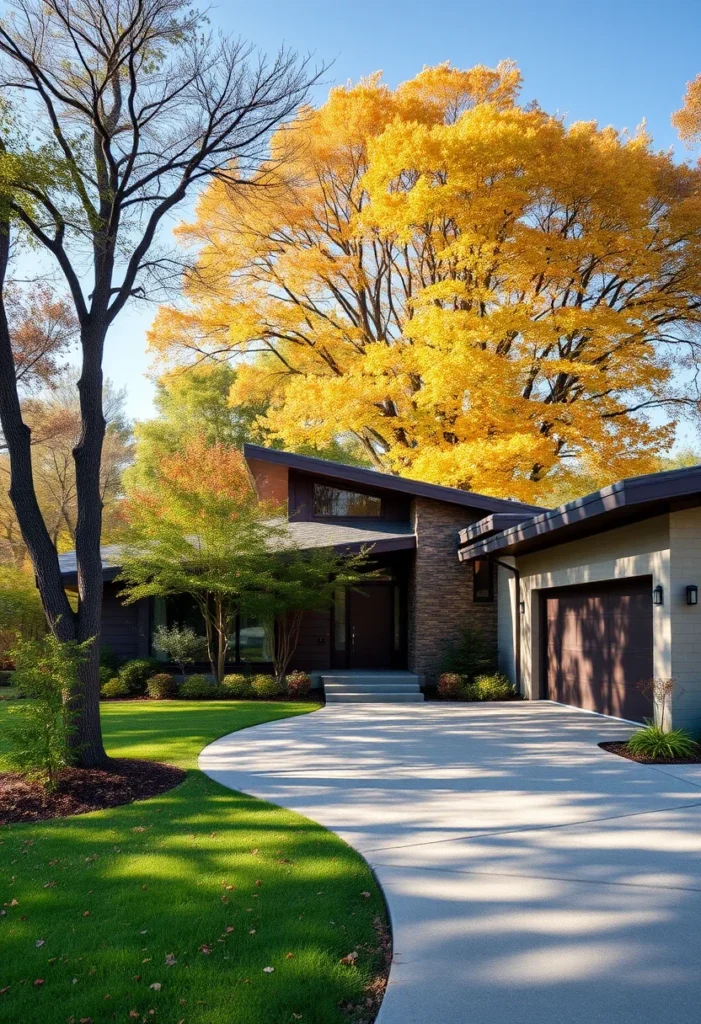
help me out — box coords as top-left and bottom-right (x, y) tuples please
(334, 587), (347, 651)
(150, 596), (271, 664)
(238, 613), (272, 662)
(313, 483), (382, 517)
(473, 560), (493, 603)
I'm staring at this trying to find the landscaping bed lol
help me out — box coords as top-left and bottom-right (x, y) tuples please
(0, 759), (185, 825)
(599, 741), (701, 765)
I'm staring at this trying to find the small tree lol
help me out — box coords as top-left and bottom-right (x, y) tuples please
(153, 624), (206, 681)
(7, 632), (90, 791)
(118, 437), (284, 683)
(250, 546), (374, 685)
(638, 677), (683, 731)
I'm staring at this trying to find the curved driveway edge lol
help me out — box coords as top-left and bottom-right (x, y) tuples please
(199, 702), (701, 1024)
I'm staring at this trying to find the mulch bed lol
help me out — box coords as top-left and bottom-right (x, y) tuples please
(599, 741), (701, 766)
(0, 759), (186, 825)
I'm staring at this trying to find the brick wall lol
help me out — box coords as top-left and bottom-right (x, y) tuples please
(408, 498), (498, 681)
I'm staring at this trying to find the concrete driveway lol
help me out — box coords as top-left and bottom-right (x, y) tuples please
(199, 702), (701, 1024)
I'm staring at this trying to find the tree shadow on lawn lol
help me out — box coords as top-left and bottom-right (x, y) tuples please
(0, 702), (388, 1024)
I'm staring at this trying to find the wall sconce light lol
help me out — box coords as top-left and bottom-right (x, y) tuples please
(653, 584), (664, 606)
(686, 585), (698, 606)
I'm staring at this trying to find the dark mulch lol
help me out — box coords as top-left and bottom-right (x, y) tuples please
(0, 759), (186, 825)
(599, 741), (701, 765)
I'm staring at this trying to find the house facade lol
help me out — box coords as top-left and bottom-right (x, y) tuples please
(58, 444), (542, 683)
(458, 466), (701, 731)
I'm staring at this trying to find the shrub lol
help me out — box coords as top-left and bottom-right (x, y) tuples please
(5, 633), (89, 791)
(100, 677), (130, 699)
(146, 673), (178, 699)
(285, 670), (312, 698)
(628, 724), (700, 761)
(437, 673), (465, 700)
(469, 673), (516, 701)
(442, 625), (495, 681)
(152, 624), (206, 680)
(221, 673), (254, 699)
(179, 674), (217, 699)
(118, 657), (160, 695)
(99, 645), (121, 675)
(252, 674), (281, 699)
(99, 664), (114, 688)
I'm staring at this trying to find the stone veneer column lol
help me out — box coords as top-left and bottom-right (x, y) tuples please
(408, 497), (498, 682)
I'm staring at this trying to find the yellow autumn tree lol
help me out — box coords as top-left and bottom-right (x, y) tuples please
(150, 63), (701, 503)
(673, 73), (701, 146)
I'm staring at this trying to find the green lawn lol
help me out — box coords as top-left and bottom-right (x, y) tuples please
(0, 701), (388, 1024)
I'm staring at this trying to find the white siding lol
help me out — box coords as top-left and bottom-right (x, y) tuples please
(669, 508), (701, 731)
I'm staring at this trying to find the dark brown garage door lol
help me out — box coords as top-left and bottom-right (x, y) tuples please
(544, 577), (652, 721)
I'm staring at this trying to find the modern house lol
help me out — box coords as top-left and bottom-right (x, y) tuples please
(58, 444), (543, 701)
(58, 446), (701, 727)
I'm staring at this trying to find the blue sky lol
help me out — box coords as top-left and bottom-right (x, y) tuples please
(99, 0), (701, 421)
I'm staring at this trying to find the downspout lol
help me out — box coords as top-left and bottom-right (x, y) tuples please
(491, 558), (522, 696)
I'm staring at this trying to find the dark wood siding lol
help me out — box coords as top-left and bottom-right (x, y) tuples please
(100, 584), (149, 662)
(289, 607), (332, 672)
(543, 577), (652, 721)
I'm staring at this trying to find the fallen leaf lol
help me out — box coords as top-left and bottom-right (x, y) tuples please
(360, 891), (371, 899)
(200, 945), (211, 955)
(35, 939), (45, 948)
(340, 951), (358, 966)
(165, 954), (177, 966)
(43, 881), (56, 889)
(132, 827), (147, 833)
(142, 958), (152, 963)
(133, 975), (141, 982)
(82, 911), (91, 918)
(33, 978), (45, 987)
(225, 926), (234, 934)
(0, 987), (10, 996)
(129, 1012), (139, 1020)
(79, 1018), (93, 1023)
(293, 1015), (303, 1020)
(263, 966), (274, 974)
(285, 952), (295, 959)
(149, 982), (161, 991)
(255, 880), (262, 887)
(249, 929), (256, 935)
(72, 978), (78, 985)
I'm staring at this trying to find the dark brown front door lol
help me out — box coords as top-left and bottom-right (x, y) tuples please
(544, 576), (652, 721)
(348, 583), (394, 669)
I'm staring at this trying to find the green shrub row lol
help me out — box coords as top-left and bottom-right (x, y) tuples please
(627, 723), (701, 760)
(99, 663), (313, 701)
(437, 672), (516, 702)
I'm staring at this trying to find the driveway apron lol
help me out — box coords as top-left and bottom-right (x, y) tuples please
(199, 702), (701, 1024)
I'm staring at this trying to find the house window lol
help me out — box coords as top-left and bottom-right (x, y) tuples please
(313, 483), (382, 517)
(334, 587), (347, 651)
(238, 613), (272, 663)
(473, 560), (493, 603)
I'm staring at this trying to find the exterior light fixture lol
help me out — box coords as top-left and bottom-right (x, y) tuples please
(686, 585), (698, 606)
(653, 584), (664, 606)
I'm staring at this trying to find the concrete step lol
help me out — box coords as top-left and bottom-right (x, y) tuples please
(321, 672), (423, 685)
(324, 681), (421, 693)
(325, 692), (425, 703)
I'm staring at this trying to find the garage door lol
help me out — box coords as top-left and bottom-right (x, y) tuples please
(544, 576), (652, 721)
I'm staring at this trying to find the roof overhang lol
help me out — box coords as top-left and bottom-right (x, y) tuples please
(243, 443), (546, 517)
(458, 466), (701, 563)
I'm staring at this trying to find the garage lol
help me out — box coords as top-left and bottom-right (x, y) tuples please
(543, 576), (653, 721)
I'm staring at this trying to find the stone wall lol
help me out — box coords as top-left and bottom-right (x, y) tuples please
(408, 498), (498, 681)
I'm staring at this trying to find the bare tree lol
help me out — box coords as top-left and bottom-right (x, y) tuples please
(0, 0), (319, 765)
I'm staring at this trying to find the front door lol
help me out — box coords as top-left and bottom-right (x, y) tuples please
(348, 582), (395, 669)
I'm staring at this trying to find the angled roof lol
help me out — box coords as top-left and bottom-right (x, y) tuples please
(243, 444), (546, 516)
(458, 464), (701, 562)
(58, 523), (415, 583)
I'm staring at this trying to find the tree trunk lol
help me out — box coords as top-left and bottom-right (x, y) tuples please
(0, 214), (107, 766)
(68, 319), (109, 766)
